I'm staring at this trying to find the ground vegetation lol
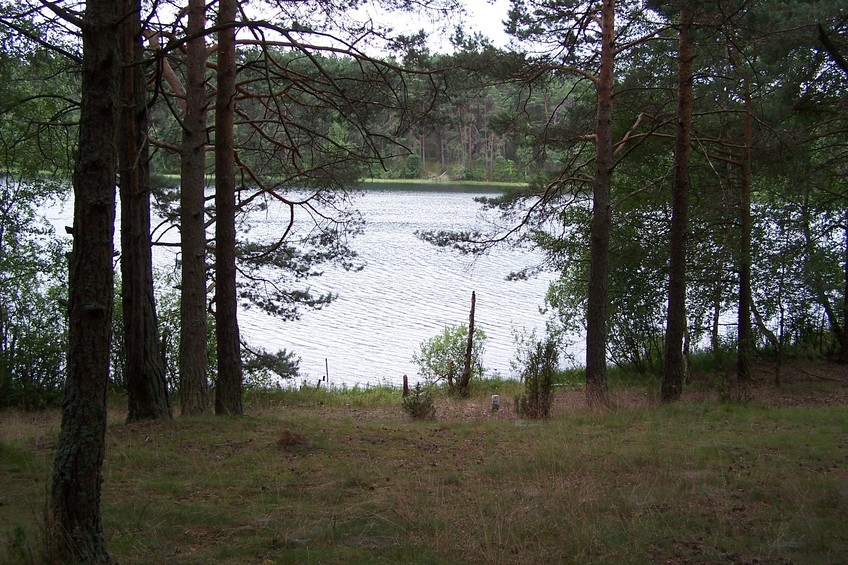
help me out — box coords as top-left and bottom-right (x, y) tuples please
(2, 364), (847, 563)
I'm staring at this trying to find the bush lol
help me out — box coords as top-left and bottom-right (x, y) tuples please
(515, 339), (559, 419)
(402, 384), (435, 419)
(412, 324), (486, 395)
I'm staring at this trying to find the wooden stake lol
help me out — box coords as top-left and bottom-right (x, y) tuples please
(460, 290), (476, 397)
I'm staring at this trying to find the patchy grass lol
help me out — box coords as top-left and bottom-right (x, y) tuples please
(1, 363), (847, 564)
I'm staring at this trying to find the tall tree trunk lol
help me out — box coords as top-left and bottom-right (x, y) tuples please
(179, 0), (210, 416)
(420, 133), (426, 173)
(737, 77), (753, 385)
(842, 209), (848, 363)
(214, 0), (243, 415)
(49, 0), (120, 560)
(585, 0), (615, 409)
(120, 0), (171, 422)
(662, 5), (695, 403)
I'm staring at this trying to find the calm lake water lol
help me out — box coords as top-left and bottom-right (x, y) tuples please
(48, 186), (556, 388)
(239, 187), (555, 388)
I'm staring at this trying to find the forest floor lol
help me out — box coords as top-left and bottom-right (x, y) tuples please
(1, 361), (847, 564)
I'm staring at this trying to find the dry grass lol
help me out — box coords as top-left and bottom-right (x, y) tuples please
(2, 363), (847, 564)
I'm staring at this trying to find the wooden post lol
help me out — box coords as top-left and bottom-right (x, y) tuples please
(459, 291), (476, 397)
(402, 374), (410, 397)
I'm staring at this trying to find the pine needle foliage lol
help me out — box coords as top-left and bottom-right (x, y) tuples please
(402, 383), (436, 420)
(515, 339), (558, 419)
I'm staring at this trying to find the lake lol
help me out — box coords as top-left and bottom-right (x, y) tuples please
(48, 185), (557, 389)
(237, 186), (555, 388)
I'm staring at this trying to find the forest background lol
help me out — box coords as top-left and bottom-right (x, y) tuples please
(1, 0), (847, 562)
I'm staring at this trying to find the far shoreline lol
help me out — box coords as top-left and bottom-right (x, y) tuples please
(150, 172), (528, 193)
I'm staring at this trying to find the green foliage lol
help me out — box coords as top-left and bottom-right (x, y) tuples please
(748, 180), (847, 358)
(514, 338), (558, 419)
(151, 178), (363, 324)
(0, 178), (68, 409)
(540, 155), (672, 376)
(0, 49), (74, 409)
(0, 49), (79, 176)
(403, 154), (421, 179)
(412, 324), (486, 391)
(401, 383), (436, 419)
(151, 280), (216, 393)
(492, 156), (520, 182)
(153, 276), (300, 393)
(242, 346), (300, 389)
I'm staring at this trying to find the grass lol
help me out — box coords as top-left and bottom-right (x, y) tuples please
(1, 367), (847, 564)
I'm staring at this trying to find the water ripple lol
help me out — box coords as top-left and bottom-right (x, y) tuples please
(240, 190), (554, 388)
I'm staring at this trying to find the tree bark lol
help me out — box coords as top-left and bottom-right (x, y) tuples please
(842, 209), (848, 363)
(662, 5), (694, 403)
(585, 0), (615, 409)
(49, 0), (120, 560)
(120, 0), (171, 423)
(737, 76), (753, 385)
(179, 0), (210, 416)
(214, 0), (243, 415)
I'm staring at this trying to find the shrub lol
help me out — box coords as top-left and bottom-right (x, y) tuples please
(515, 339), (559, 419)
(402, 384), (435, 420)
(412, 324), (486, 394)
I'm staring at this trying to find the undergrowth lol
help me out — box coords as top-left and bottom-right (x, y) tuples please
(401, 384), (436, 419)
(2, 365), (846, 564)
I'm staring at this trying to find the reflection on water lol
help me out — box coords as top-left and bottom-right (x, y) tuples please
(239, 189), (554, 388)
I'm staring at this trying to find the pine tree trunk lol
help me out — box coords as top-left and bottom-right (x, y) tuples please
(214, 0), (243, 415)
(662, 5), (694, 403)
(842, 210), (848, 363)
(737, 77), (753, 385)
(120, 0), (171, 422)
(585, 0), (615, 409)
(49, 0), (120, 560)
(179, 0), (210, 415)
